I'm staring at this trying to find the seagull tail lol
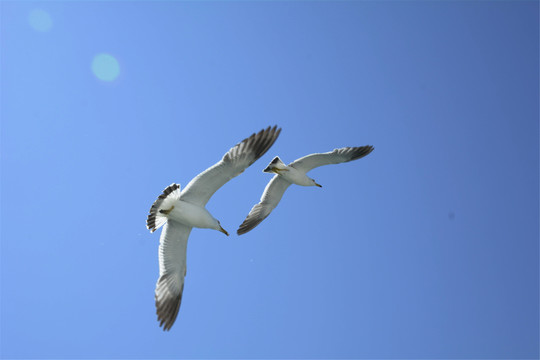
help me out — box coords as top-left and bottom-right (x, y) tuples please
(263, 156), (286, 173)
(146, 183), (181, 233)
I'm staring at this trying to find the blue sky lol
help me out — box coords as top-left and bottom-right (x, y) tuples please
(1, 1), (538, 358)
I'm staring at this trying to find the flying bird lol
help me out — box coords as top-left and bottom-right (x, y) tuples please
(147, 126), (281, 330)
(237, 145), (374, 235)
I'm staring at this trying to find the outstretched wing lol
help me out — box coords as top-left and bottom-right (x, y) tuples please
(180, 126), (281, 207)
(237, 175), (291, 235)
(155, 220), (192, 331)
(290, 146), (374, 173)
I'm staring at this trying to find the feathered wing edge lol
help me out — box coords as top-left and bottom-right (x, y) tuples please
(155, 271), (184, 331)
(336, 145), (374, 162)
(146, 183), (181, 233)
(180, 125), (282, 207)
(290, 145), (375, 172)
(222, 125), (282, 166)
(155, 221), (192, 331)
(237, 203), (268, 235)
(237, 176), (291, 235)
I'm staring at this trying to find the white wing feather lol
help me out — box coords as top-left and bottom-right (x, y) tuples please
(155, 220), (192, 331)
(237, 176), (291, 235)
(290, 146), (374, 173)
(180, 126), (281, 207)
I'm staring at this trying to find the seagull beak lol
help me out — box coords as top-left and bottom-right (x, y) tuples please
(315, 182), (322, 188)
(219, 225), (229, 236)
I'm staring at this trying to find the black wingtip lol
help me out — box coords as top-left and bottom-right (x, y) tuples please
(155, 276), (184, 331)
(270, 156), (281, 165)
(350, 145), (374, 161)
(247, 126), (282, 164)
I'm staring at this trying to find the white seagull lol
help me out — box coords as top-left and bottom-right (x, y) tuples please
(237, 145), (374, 235)
(146, 126), (281, 330)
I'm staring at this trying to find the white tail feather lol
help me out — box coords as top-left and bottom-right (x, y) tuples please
(147, 183), (181, 232)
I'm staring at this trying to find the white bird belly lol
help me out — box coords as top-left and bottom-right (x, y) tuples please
(281, 166), (314, 186)
(168, 200), (216, 229)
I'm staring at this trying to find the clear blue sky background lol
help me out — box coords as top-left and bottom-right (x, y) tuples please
(1, 1), (538, 358)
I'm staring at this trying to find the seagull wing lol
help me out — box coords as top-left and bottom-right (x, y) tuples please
(180, 126), (281, 207)
(237, 175), (291, 235)
(155, 220), (193, 331)
(289, 145), (374, 173)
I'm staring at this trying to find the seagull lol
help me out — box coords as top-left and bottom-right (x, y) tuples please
(146, 126), (281, 330)
(237, 145), (374, 235)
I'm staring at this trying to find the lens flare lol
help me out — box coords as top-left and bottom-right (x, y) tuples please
(91, 54), (120, 82)
(28, 9), (52, 32)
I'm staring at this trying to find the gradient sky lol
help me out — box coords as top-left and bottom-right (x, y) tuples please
(1, 1), (538, 359)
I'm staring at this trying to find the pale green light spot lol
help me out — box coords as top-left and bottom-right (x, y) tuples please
(28, 9), (52, 32)
(91, 54), (120, 82)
